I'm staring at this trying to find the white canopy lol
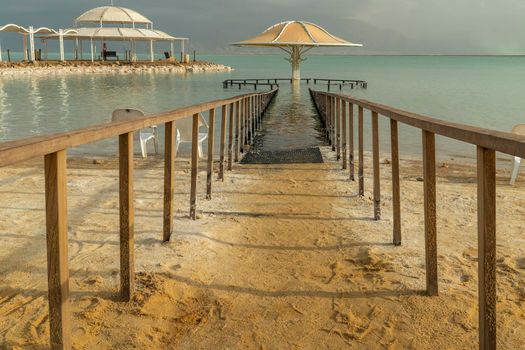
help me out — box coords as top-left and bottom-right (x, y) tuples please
(58, 27), (185, 42)
(75, 6), (152, 25)
(0, 24), (57, 35)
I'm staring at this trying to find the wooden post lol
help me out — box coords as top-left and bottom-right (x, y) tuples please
(206, 109), (216, 200)
(372, 111), (381, 220)
(331, 97), (336, 151)
(358, 106), (364, 196)
(326, 96), (331, 144)
(235, 101), (240, 161)
(190, 113), (199, 220)
(119, 132), (134, 301)
(477, 146), (496, 350)
(391, 119), (401, 245)
(349, 103), (355, 181)
(163, 122), (175, 242)
(219, 105), (227, 180)
(336, 98), (341, 160)
(45, 150), (72, 350)
(423, 130), (438, 296)
(228, 102), (234, 170)
(342, 100), (347, 170)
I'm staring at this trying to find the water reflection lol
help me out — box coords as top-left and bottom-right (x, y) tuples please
(0, 80), (8, 137)
(58, 76), (70, 127)
(28, 78), (42, 135)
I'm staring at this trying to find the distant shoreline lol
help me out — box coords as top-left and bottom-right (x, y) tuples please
(0, 60), (233, 77)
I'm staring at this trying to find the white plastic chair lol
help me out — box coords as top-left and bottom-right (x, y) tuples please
(175, 113), (209, 158)
(112, 108), (159, 158)
(510, 124), (525, 185)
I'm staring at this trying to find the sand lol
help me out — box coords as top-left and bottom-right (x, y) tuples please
(0, 148), (524, 349)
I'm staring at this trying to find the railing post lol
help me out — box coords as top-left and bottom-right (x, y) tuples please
(235, 100), (240, 161)
(119, 132), (134, 301)
(331, 97), (336, 151)
(219, 105), (227, 180)
(163, 121), (175, 242)
(342, 100), (347, 169)
(372, 111), (381, 220)
(349, 103), (355, 181)
(358, 106), (364, 196)
(228, 102), (234, 170)
(336, 97), (341, 160)
(45, 149), (72, 350)
(206, 108), (216, 199)
(422, 130), (438, 296)
(477, 146), (496, 350)
(190, 113), (199, 220)
(390, 119), (401, 245)
(326, 96), (331, 144)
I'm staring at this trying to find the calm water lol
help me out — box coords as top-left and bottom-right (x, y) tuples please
(1, 55), (525, 159)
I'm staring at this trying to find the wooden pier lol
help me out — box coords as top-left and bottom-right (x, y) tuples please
(222, 78), (367, 90)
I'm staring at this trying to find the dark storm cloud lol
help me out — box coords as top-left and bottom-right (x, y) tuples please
(1, 0), (525, 54)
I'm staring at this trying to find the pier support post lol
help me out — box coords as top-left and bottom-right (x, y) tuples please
(228, 102), (234, 170)
(477, 146), (496, 350)
(342, 100), (347, 169)
(349, 103), (355, 181)
(219, 105), (227, 180)
(358, 106), (364, 196)
(206, 109), (216, 199)
(235, 101), (240, 161)
(423, 130), (438, 296)
(391, 119), (401, 245)
(45, 150), (72, 350)
(119, 133), (134, 301)
(372, 111), (381, 220)
(163, 121), (175, 242)
(336, 98), (341, 161)
(190, 113), (199, 219)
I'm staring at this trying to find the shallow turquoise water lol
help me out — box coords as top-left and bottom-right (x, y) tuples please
(1, 55), (525, 159)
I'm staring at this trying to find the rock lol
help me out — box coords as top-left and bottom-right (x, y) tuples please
(416, 176), (424, 182)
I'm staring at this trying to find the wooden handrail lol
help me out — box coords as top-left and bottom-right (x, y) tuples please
(0, 90), (278, 168)
(0, 89), (277, 350)
(309, 88), (507, 350)
(312, 90), (525, 158)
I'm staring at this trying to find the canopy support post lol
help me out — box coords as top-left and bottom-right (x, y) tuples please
(59, 29), (65, 62)
(170, 41), (174, 58)
(44, 40), (48, 60)
(0, 42), (3, 62)
(290, 46), (302, 81)
(23, 34), (28, 61)
(29, 26), (35, 62)
(150, 40), (154, 62)
(79, 40), (83, 60)
(90, 38), (94, 62)
(181, 40), (185, 61)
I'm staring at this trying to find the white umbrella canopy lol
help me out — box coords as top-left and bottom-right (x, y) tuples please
(232, 21), (363, 80)
(75, 6), (152, 26)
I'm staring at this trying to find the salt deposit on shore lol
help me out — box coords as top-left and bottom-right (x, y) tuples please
(0, 149), (524, 349)
(0, 60), (233, 77)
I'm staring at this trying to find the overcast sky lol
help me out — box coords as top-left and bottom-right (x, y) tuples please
(1, 0), (525, 54)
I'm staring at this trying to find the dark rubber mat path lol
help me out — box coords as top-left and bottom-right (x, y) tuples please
(240, 147), (324, 164)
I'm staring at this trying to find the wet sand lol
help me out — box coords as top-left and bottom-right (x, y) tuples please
(0, 148), (524, 349)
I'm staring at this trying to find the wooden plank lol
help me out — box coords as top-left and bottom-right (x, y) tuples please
(119, 132), (134, 301)
(219, 105), (227, 180)
(163, 121), (175, 242)
(349, 103), (355, 181)
(477, 146), (496, 350)
(342, 100), (347, 169)
(44, 149), (72, 350)
(190, 113), (199, 220)
(235, 101), (240, 162)
(336, 97), (341, 160)
(372, 111), (381, 220)
(0, 90), (278, 167)
(391, 119), (401, 245)
(423, 130), (438, 296)
(206, 109), (216, 200)
(228, 102), (234, 170)
(358, 106), (364, 196)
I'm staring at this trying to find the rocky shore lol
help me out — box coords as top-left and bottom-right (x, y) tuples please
(0, 60), (233, 77)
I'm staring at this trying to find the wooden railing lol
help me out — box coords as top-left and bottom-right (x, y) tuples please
(223, 78), (367, 90)
(310, 89), (525, 350)
(0, 88), (277, 349)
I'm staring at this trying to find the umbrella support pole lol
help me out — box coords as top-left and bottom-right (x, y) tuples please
(291, 46), (301, 81)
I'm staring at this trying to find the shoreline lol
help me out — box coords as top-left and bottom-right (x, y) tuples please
(0, 60), (233, 77)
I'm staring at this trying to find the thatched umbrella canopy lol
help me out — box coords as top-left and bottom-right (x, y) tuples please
(232, 21), (362, 80)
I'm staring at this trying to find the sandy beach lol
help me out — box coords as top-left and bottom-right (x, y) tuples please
(0, 148), (523, 349)
(0, 61), (232, 77)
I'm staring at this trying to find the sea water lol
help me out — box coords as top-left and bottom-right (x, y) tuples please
(1, 55), (525, 160)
